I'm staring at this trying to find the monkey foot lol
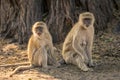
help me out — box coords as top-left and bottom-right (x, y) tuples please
(81, 67), (89, 72)
(88, 62), (97, 67)
(81, 67), (93, 72)
(88, 68), (94, 71)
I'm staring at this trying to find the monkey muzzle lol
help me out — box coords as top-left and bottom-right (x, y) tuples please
(37, 32), (42, 35)
(36, 27), (43, 35)
(83, 18), (91, 27)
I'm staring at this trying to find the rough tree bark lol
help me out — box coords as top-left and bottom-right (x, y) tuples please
(47, 0), (74, 43)
(0, 0), (120, 43)
(0, 0), (45, 43)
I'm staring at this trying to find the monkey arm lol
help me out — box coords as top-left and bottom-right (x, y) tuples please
(27, 36), (37, 63)
(72, 34), (85, 60)
(45, 43), (55, 60)
(31, 48), (38, 64)
(86, 40), (93, 66)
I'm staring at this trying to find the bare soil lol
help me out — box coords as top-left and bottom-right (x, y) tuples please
(0, 32), (120, 80)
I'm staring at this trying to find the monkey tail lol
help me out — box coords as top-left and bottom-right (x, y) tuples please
(9, 65), (33, 77)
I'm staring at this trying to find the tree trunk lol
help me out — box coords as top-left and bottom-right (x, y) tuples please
(0, 0), (119, 43)
(47, 0), (74, 43)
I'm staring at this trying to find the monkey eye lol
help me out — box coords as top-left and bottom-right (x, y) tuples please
(83, 18), (92, 23)
(36, 27), (43, 32)
(36, 27), (43, 30)
(83, 18), (92, 27)
(83, 18), (91, 21)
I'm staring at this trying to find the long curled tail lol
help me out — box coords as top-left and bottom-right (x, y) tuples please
(10, 65), (33, 77)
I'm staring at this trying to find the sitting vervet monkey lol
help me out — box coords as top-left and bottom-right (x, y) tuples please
(8, 21), (60, 76)
(62, 12), (95, 71)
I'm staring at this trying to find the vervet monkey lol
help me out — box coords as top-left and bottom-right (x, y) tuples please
(8, 21), (60, 76)
(62, 12), (95, 71)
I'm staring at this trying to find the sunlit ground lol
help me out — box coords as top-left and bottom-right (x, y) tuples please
(0, 69), (61, 80)
(0, 31), (120, 80)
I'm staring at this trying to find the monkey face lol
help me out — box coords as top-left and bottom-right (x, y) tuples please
(83, 18), (92, 27)
(35, 26), (43, 35)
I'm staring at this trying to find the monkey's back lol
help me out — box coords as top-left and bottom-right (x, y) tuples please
(62, 23), (79, 57)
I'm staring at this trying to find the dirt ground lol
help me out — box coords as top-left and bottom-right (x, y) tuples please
(0, 31), (120, 80)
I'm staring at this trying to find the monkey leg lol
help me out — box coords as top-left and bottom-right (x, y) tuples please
(32, 49), (42, 67)
(64, 52), (91, 71)
(31, 47), (47, 68)
(74, 55), (90, 71)
(33, 47), (48, 68)
(47, 49), (61, 67)
(83, 52), (89, 65)
(41, 48), (48, 68)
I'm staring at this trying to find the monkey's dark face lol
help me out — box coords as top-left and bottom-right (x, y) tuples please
(83, 18), (92, 27)
(35, 26), (43, 35)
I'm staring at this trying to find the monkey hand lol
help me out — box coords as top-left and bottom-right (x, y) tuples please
(88, 61), (95, 67)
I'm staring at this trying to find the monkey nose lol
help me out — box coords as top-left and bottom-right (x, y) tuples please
(86, 24), (90, 27)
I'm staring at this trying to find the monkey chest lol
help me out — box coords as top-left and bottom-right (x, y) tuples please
(35, 39), (46, 48)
